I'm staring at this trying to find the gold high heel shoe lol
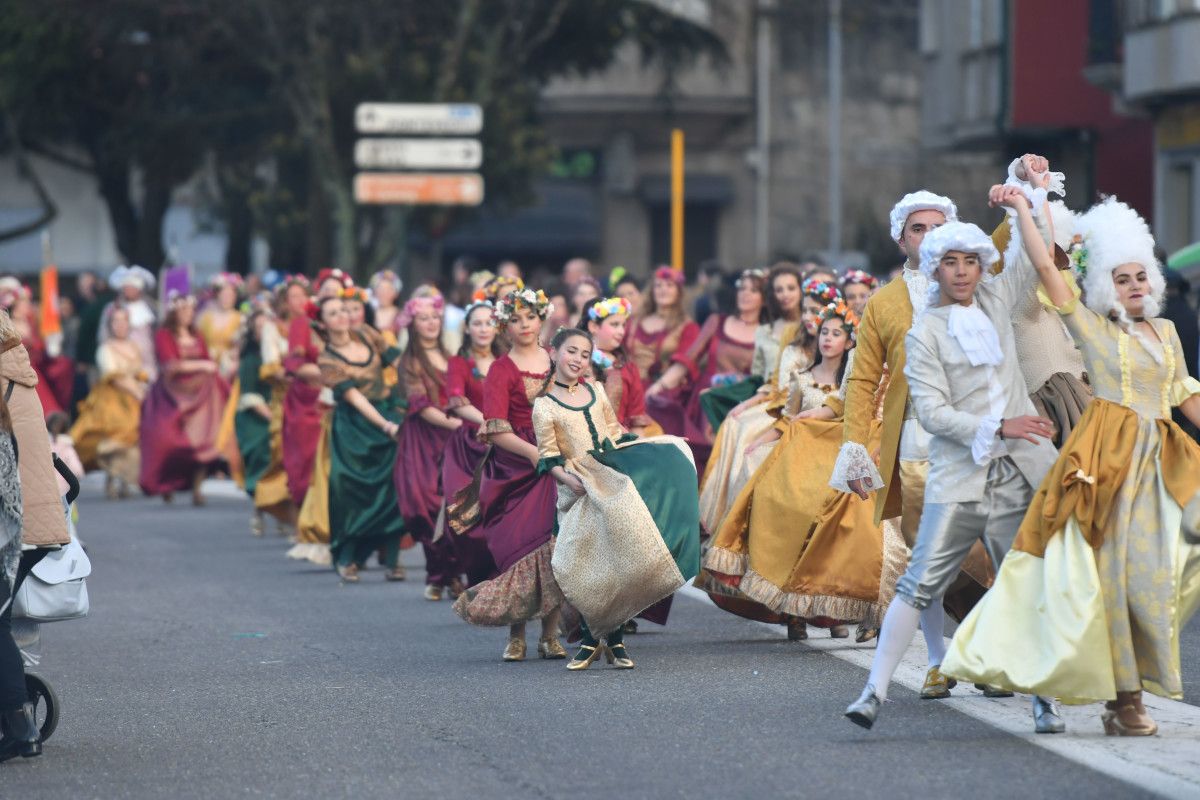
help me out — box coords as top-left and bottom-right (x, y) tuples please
(538, 637), (568, 659)
(605, 642), (634, 669)
(502, 637), (526, 662)
(566, 643), (606, 671)
(1102, 692), (1158, 736)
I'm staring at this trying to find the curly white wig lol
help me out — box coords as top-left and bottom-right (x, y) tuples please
(889, 190), (958, 242)
(918, 221), (1000, 280)
(1072, 196), (1163, 322)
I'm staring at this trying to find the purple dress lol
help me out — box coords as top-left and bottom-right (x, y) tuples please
(442, 355), (498, 586)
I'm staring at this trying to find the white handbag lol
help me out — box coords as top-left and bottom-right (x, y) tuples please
(13, 534), (91, 622)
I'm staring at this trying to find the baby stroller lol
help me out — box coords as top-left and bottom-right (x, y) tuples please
(3, 455), (90, 744)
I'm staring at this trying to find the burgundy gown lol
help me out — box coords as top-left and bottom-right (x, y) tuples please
(394, 356), (459, 588)
(442, 354), (498, 586)
(282, 315), (323, 505)
(624, 316), (699, 441)
(138, 329), (229, 495)
(675, 314), (755, 470)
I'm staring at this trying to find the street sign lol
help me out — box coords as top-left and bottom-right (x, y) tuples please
(354, 138), (483, 170)
(355, 103), (483, 135)
(353, 173), (484, 206)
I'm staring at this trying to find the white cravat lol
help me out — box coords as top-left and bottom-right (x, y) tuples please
(902, 267), (930, 317)
(946, 302), (1003, 367)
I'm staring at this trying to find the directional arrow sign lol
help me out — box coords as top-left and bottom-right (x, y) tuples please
(355, 103), (483, 135)
(354, 173), (485, 206)
(354, 138), (482, 170)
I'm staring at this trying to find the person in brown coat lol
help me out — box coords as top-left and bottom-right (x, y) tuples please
(0, 308), (71, 760)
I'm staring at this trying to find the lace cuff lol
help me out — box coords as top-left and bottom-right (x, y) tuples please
(478, 418), (513, 441)
(971, 416), (1006, 466)
(237, 392), (267, 412)
(829, 442), (884, 493)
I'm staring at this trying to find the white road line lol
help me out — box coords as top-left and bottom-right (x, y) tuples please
(679, 583), (1200, 799)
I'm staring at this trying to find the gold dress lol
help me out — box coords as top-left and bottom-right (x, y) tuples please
(533, 384), (700, 635)
(697, 327), (804, 536)
(69, 340), (146, 485)
(197, 307), (243, 378)
(944, 283), (1200, 702)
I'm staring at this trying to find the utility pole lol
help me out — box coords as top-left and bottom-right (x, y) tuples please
(828, 0), (843, 264)
(755, 0), (774, 263)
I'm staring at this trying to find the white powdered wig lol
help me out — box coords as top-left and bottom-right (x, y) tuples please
(918, 221), (1001, 281)
(109, 264), (157, 291)
(1073, 196), (1163, 322)
(889, 190), (958, 242)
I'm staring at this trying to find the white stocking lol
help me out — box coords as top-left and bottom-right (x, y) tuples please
(865, 597), (921, 701)
(921, 602), (947, 668)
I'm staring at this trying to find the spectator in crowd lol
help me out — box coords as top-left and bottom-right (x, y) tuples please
(497, 260), (523, 282)
(562, 257), (592, 288)
(691, 260), (727, 326)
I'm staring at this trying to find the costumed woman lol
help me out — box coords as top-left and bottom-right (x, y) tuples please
(69, 306), (147, 498)
(839, 270), (878, 318)
(196, 272), (244, 379)
(584, 296), (653, 435)
(703, 301), (857, 639)
(697, 269), (833, 536)
(282, 275), (325, 509)
(943, 191), (1200, 736)
(370, 270), (402, 337)
(533, 328), (700, 670)
(103, 265), (158, 380)
(442, 298), (503, 587)
(314, 294), (406, 582)
(663, 268), (766, 466)
(395, 292), (466, 600)
(452, 288), (568, 662)
(139, 292), (230, 504)
(627, 267), (700, 432)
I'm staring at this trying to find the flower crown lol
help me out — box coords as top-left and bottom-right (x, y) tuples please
(495, 288), (553, 327)
(586, 296), (632, 322)
(315, 267), (353, 289)
(472, 276), (525, 304)
(817, 299), (859, 333)
(277, 274), (311, 296)
(209, 272), (244, 291)
(653, 265), (686, 285)
(736, 268), (768, 289)
(369, 270), (400, 292)
(591, 349), (614, 370)
(1067, 234), (1088, 280)
(839, 269), (877, 290)
(803, 278), (842, 305)
(167, 290), (197, 310)
(398, 293), (446, 329)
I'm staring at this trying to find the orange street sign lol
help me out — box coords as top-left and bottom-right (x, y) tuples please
(354, 173), (485, 206)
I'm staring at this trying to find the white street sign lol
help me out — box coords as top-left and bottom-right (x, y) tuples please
(355, 103), (483, 135)
(354, 138), (482, 170)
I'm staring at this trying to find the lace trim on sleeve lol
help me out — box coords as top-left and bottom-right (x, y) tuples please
(479, 418), (514, 441)
(828, 442), (884, 494)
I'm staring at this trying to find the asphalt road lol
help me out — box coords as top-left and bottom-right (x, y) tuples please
(4, 481), (1194, 799)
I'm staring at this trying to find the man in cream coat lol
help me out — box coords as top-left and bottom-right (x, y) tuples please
(844, 196), (1064, 734)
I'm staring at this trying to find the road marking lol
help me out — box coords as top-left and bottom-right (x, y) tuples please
(679, 583), (1200, 799)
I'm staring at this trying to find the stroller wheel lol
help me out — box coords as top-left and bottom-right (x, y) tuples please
(24, 673), (58, 742)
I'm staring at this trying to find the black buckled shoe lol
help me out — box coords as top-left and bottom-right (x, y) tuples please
(0, 703), (42, 761)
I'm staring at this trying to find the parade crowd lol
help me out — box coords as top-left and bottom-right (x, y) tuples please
(6, 153), (1200, 742)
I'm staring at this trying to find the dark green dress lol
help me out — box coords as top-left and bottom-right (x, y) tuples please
(319, 329), (406, 568)
(234, 348), (272, 497)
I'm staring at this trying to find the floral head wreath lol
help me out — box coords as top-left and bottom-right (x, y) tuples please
(586, 296), (632, 322)
(209, 272), (244, 292)
(315, 267), (354, 289)
(397, 293), (446, 329)
(839, 269), (878, 291)
(1066, 234), (1089, 281)
(338, 286), (370, 304)
(277, 274), (311, 296)
(472, 275), (525, 304)
(653, 265), (686, 286)
(736, 268), (768, 290)
(463, 298), (495, 322)
(494, 288), (553, 328)
(817, 300), (859, 336)
(802, 278), (842, 305)
(166, 289), (197, 310)
(369, 269), (401, 294)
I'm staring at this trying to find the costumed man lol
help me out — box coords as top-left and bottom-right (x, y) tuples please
(829, 189), (967, 699)
(843, 213), (1062, 733)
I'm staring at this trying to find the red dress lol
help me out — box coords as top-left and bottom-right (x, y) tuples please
(676, 314), (756, 453)
(594, 355), (652, 430)
(442, 355), (496, 585)
(625, 317), (700, 440)
(138, 329), (230, 495)
(282, 316), (324, 505)
(451, 355), (562, 626)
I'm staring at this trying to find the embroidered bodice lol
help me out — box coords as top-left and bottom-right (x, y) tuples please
(532, 382), (630, 469)
(481, 353), (550, 437)
(318, 328), (401, 402)
(625, 317), (699, 382)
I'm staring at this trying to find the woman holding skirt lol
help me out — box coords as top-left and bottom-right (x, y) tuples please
(394, 292), (465, 600)
(452, 288), (567, 662)
(70, 306), (146, 498)
(314, 295), (406, 583)
(944, 189), (1200, 736)
(533, 328), (700, 670)
(139, 293), (229, 504)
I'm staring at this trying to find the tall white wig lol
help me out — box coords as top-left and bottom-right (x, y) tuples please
(1072, 196), (1163, 323)
(917, 221), (1001, 310)
(889, 190), (958, 242)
